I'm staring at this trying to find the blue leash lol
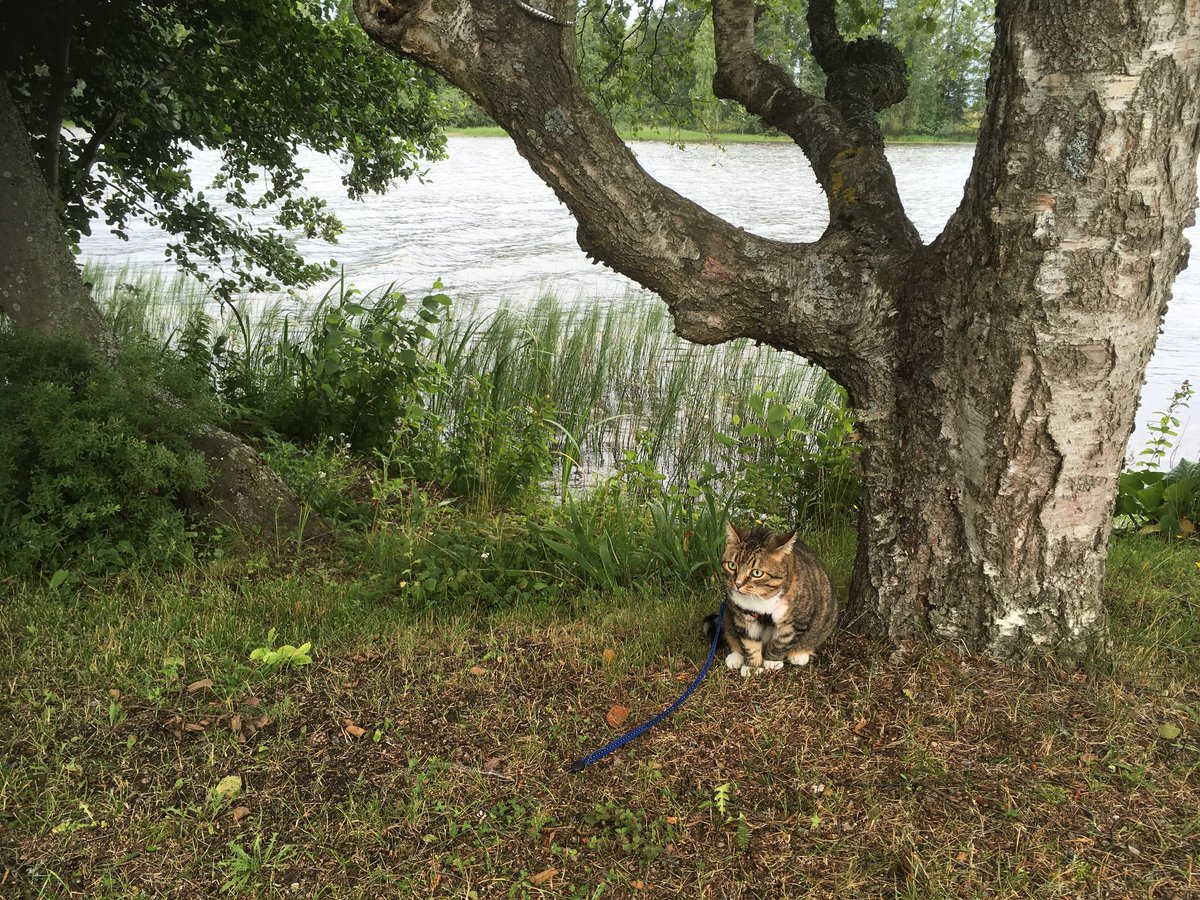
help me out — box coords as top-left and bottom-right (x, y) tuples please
(567, 601), (725, 773)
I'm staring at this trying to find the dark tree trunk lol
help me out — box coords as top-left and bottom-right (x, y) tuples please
(0, 79), (107, 345)
(0, 82), (329, 543)
(351, 0), (1200, 661)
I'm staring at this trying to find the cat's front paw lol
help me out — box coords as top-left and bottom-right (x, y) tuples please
(762, 659), (784, 671)
(788, 651), (812, 667)
(724, 651), (744, 670)
(739, 664), (765, 677)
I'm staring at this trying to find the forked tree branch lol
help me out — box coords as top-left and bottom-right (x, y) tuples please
(807, 0), (909, 139)
(711, 0), (916, 244)
(353, 0), (912, 391)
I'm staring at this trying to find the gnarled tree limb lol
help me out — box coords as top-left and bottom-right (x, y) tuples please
(711, 0), (916, 243)
(354, 0), (917, 391)
(807, 0), (909, 138)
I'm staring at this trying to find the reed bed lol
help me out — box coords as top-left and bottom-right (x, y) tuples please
(83, 265), (847, 488)
(428, 292), (845, 486)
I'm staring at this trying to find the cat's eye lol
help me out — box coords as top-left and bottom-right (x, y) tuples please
(724, 561), (736, 571)
(750, 568), (764, 577)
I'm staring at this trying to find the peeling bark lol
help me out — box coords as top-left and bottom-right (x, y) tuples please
(356, 0), (1200, 661)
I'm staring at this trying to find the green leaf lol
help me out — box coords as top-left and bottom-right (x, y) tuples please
(1158, 723), (1182, 741)
(213, 775), (242, 801)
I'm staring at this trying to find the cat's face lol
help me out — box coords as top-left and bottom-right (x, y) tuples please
(721, 522), (796, 599)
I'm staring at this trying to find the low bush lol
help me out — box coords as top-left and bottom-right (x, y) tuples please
(717, 386), (860, 530)
(186, 280), (450, 456)
(0, 330), (213, 574)
(405, 373), (556, 508)
(1115, 380), (1198, 540)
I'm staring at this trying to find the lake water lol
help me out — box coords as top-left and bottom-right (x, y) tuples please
(81, 136), (1200, 461)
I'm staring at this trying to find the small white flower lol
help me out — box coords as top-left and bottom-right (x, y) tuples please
(480, 551), (490, 560)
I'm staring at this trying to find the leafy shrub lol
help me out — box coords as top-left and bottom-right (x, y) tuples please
(1117, 460), (1199, 538)
(0, 330), (213, 574)
(211, 282), (449, 455)
(406, 374), (555, 506)
(717, 386), (860, 529)
(259, 436), (370, 525)
(1116, 380), (1197, 539)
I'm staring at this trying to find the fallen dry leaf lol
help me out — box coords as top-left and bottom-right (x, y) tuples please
(340, 719), (366, 738)
(469, 665), (488, 676)
(243, 696), (262, 707)
(232, 806), (251, 823)
(483, 757), (504, 773)
(186, 678), (214, 693)
(183, 722), (205, 733)
(632, 880), (646, 890)
(229, 714), (242, 734)
(606, 704), (630, 729)
(602, 648), (616, 665)
(852, 718), (869, 736)
(529, 868), (558, 886)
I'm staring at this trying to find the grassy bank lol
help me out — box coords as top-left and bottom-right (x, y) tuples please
(1, 532), (1197, 897)
(445, 125), (978, 145)
(2, 276), (1197, 897)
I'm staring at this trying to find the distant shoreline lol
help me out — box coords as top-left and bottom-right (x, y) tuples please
(444, 125), (978, 146)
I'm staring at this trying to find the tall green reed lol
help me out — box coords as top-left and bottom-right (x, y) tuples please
(427, 292), (847, 495)
(82, 265), (856, 526)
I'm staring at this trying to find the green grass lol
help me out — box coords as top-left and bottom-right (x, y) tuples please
(0, 533), (1196, 897)
(5, 269), (1194, 896)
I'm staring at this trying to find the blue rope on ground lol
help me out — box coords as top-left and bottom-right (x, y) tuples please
(567, 601), (726, 773)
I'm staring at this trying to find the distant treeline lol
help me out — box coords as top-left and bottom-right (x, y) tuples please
(439, 0), (992, 140)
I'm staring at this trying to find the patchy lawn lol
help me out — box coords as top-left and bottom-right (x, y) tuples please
(1, 538), (1197, 898)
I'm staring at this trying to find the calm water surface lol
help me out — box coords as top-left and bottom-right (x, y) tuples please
(82, 136), (1199, 460)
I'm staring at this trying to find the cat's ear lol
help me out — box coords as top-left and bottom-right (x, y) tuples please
(725, 521), (743, 544)
(772, 530), (797, 553)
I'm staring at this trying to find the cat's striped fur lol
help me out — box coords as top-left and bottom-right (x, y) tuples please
(704, 522), (837, 676)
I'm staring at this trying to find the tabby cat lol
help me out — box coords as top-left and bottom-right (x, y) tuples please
(705, 522), (838, 676)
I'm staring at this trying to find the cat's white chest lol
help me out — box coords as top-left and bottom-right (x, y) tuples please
(730, 589), (788, 641)
(730, 589), (787, 618)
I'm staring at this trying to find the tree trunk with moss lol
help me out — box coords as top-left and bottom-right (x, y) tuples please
(354, 0), (1200, 661)
(0, 82), (326, 542)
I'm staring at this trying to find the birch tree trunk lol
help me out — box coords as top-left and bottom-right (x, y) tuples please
(354, 0), (1200, 661)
